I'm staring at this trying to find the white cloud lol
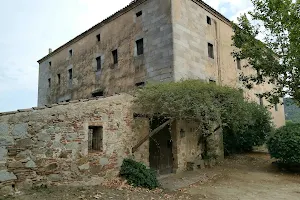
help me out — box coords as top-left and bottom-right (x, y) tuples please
(203, 0), (252, 20)
(0, 0), (252, 111)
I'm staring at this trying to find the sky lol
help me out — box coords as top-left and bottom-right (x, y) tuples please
(0, 0), (252, 112)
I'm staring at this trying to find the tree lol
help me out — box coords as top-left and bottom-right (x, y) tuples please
(232, 0), (300, 105)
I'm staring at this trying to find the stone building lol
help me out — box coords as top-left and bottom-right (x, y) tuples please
(0, 94), (223, 189)
(37, 0), (285, 127)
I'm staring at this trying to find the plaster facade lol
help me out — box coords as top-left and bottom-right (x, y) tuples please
(37, 0), (285, 126)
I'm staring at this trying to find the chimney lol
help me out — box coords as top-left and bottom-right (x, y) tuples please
(49, 48), (53, 54)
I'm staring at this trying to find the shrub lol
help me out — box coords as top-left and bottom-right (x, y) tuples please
(268, 123), (300, 164)
(120, 159), (159, 189)
(223, 102), (274, 155)
(134, 80), (274, 156)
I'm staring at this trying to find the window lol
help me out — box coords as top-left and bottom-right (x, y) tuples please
(49, 61), (52, 67)
(96, 56), (101, 71)
(92, 90), (104, 97)
(135, 82), (145, 87)
(112, 49), (118, 64)
(69, 49), (73, 57)
(96, 34), (100, 42)
(88, 126), (103, 152)
(68, 69), (73, 80)
(48, 78), (51, 88)
(207, 16), (211, 25)
(136, 11), (142, 17)
(57, 74), (61, 84)
(259, 96), (264, 106)
(275, 104), (278, 111)
(208, 43), (214, 59)
(209, 79), (216, 84)
(237, 58), (241, 70)
(136, 38), (144, 55)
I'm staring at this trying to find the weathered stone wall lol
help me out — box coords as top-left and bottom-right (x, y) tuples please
(171, 0), (285, 127)
(38, 0), (174, 106)
(173, 120), (223, 172)
(0, 94), (148, 188)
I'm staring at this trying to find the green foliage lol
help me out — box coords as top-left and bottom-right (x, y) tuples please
(268, 123), (300, 164)
(134, 80), (274, 155)
(120, 159), (159, 189)
(223, 102), (273, 154)
(232, 0), (300, 105)
(284, 98), (300, 123)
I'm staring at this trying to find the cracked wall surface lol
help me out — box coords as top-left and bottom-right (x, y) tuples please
(0, 94), (148, 189)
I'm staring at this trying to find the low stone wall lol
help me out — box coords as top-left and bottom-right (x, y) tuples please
(0, 94), (148, 190)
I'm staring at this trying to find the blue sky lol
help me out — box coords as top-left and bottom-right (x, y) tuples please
(0, 0), (252, 112)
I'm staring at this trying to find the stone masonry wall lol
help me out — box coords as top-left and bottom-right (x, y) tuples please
(38, 0), (174, 106)
(173, 120), (223, 172)
(0, 94), (148, 189)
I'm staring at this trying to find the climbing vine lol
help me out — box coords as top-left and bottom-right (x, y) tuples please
(134, 80), (273, 155)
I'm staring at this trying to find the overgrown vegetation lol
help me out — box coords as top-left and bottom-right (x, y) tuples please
(284, 98), (300, 123)
(120, 159), (159, 189)
(268, 123), (300, 165)
(232, 0), (300, 105)
(223, 102), (273, 154)
(134, 80), (273, 155)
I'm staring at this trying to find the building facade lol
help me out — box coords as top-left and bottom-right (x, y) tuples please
(0, 94), (223, 188)
(37, 0), (285, 127)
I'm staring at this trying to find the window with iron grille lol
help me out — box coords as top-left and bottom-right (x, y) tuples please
(88, 126), (103, 152)
(136, 38), (144, 55)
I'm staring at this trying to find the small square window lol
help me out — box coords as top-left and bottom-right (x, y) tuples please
(68, 69), (73, 80)
(209, 79), (216, 84)
(49, 61), (52, 67)
(136, 11), (142, 17)
(208, 43), (214, 59)
(96, 34), (100, 42)
(88, 126), (103, 152)
(96, 56), (101, 71)
(237, 58), (241, 70)
(92, 90), (104, 97)
(112, 49), (118, 64)
(207, 16), (211, 25)
(135, 82), (145, 87)
(136, 38), (144, 56)
(48, 78), (51, 88)
(57, 74), (61, 84)
(69, 49), (73, 57)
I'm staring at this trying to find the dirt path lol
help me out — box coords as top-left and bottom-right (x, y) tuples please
(1, 153), (299, 200)
(185, 153), (300, 200)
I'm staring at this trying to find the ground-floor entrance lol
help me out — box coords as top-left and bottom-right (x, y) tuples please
(149, 118), (174, 175)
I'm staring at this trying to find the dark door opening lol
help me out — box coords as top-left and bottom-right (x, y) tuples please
(149, 118), (174, 175)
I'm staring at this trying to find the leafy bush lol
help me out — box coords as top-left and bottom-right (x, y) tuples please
(134, 80), (274, 155)
(120, 159), (159, 189)
(223, 102), (274, 155)
(268, 123), (300, 164)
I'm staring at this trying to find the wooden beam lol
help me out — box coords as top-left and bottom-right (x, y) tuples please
(132, 119), (173, 153)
